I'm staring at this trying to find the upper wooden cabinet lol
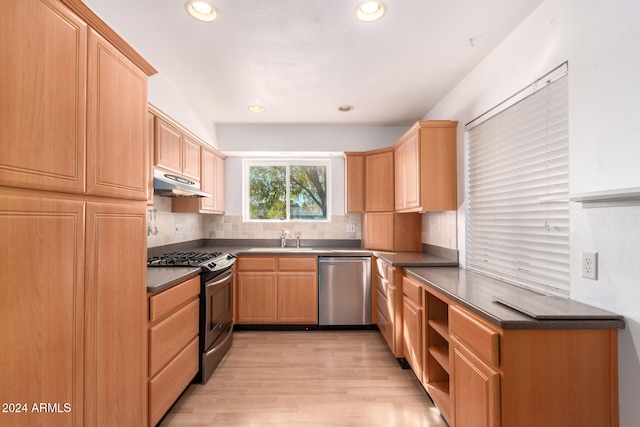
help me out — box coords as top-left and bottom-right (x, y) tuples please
(344, 153), (366, 213)
(154, 117), (183, 174)
(154, 117), (201, 182)
(0, 0), (87, 194)
(182, 134), (201, 181)
(153, 115), (200, 182)
(86, 29), (148, 200)
(394, 121), (457, 212)
(0, 0), (151, 201)
(147, 110), (155, 205)
(172, 145), (226, 214)
(365, 149), (395, 212)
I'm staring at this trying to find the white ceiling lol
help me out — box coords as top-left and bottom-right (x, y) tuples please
(83, 0), (543, 126)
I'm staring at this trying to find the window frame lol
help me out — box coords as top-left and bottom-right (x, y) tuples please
(242, 158), (332, 222)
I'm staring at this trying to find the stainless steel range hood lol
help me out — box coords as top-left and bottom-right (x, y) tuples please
(153, 169), (211, 198)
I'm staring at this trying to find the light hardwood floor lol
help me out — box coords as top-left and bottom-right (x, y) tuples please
(160, 330), (448, 426)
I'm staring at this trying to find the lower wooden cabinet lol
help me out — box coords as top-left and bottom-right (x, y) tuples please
(147, 275), (200, 426)
(236, 255), (318, 324)
(451, 336), (500, 427)
(398, 270), (620, 427)
(1, 193), (149, 427)
(236, 271), (278, 323)
(0, 194), (85, 427)
(402, 275), (424, 380)
(375, 256), (403, 357)
(84, 202), (148, 427)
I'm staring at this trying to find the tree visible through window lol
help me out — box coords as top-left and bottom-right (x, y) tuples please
(246, 161), (329, 221)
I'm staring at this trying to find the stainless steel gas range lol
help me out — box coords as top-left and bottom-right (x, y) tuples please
(147, 251), (236, 383)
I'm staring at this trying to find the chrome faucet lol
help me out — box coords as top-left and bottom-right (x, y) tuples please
(281, 229), (289, 247)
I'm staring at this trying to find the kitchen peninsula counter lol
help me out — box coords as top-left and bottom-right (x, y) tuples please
(405, 266), (625, 330)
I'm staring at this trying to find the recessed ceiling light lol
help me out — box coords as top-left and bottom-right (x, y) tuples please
(184, 0), (220, 22)
(248, 105), (265, 113)
(338, 105), (354, 112)
(355, 1), (387, 22)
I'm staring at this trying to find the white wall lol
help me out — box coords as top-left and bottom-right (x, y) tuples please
(148, 73), (219, 149)
(216, 123), (407, 153)
(423, 0), (640, 424)
(216, 123), (407, 217)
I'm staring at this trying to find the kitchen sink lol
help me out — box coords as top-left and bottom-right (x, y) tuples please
(247, 247), (313, 252)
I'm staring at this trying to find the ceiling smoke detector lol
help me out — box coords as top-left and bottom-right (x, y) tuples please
(355, 1), (387, 22)
(184, 0), (220, 22)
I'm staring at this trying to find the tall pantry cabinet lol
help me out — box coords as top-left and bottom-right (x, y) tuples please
(0, 0), (156, 426)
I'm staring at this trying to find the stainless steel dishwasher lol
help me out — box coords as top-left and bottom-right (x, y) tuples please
(318, 256), (371, 326)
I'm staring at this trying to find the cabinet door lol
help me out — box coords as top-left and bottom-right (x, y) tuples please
(182, 134), (201, 182)
(363, 212), (394, 251)
(84, 202), (147, 427)
(147, 111), (155, 205)
(394, 142), (406, 210)
(451, 337), (500, 427)
(87, 29), (148, 200)
(419, 124), (457, 211)
(277, 272), (318, 323)
(402, 291), (424, 380)
(0, 0), (87, 194)
(236, 272), (277, 323)
(376, 288), (390, 346)
(387, 280), (401, 357)
(401, 131), (420, 210)
(0, 194), (84, 427)
(212, 152), (226, 213)
(365, 150), (394, 211)
(345, 153), (365, 213)
(200, 147), (217, 212)
(155, 117), (183, 174)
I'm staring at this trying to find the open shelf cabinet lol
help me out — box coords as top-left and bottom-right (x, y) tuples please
(424, 290), (451, 421)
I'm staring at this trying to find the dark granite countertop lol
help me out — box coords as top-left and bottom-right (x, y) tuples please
(190, 246), (458, 267)
(147, 267), (201, 293)
(374, 251), (458, 267)
(146, 241), (458, 293)
(404, 267), (625, 330)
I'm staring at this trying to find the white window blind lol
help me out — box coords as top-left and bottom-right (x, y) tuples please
(465, 73), (569, 295)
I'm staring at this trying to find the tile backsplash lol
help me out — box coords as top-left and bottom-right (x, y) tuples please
(147, 196), (362, 248)
(422, 211), (457, 249)
(147, 197), (203, 248)
(202, 214), (362, 240)
(147, 195), (456, 250)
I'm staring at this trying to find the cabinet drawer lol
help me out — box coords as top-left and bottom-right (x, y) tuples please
(149, 336), (199, 426)
(402, 274), (422, 305)
(237, 256), (276, 271)
(149, 299), (199, 377)
(449, 305), (499, 366)
(386, 265), (395, 285)
(375, 273), (387, 294)
(376, 288), (388, 316)
(149, 275), (200, 323)
(278, 256), (317, 272)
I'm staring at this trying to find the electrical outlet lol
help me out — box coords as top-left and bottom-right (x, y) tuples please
(581, 251), (598, 280)
(346, 223), (356, 233)
(175, 223), (183, 234)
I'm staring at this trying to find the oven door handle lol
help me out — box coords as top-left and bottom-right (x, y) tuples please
(206, 269), (233, 289)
